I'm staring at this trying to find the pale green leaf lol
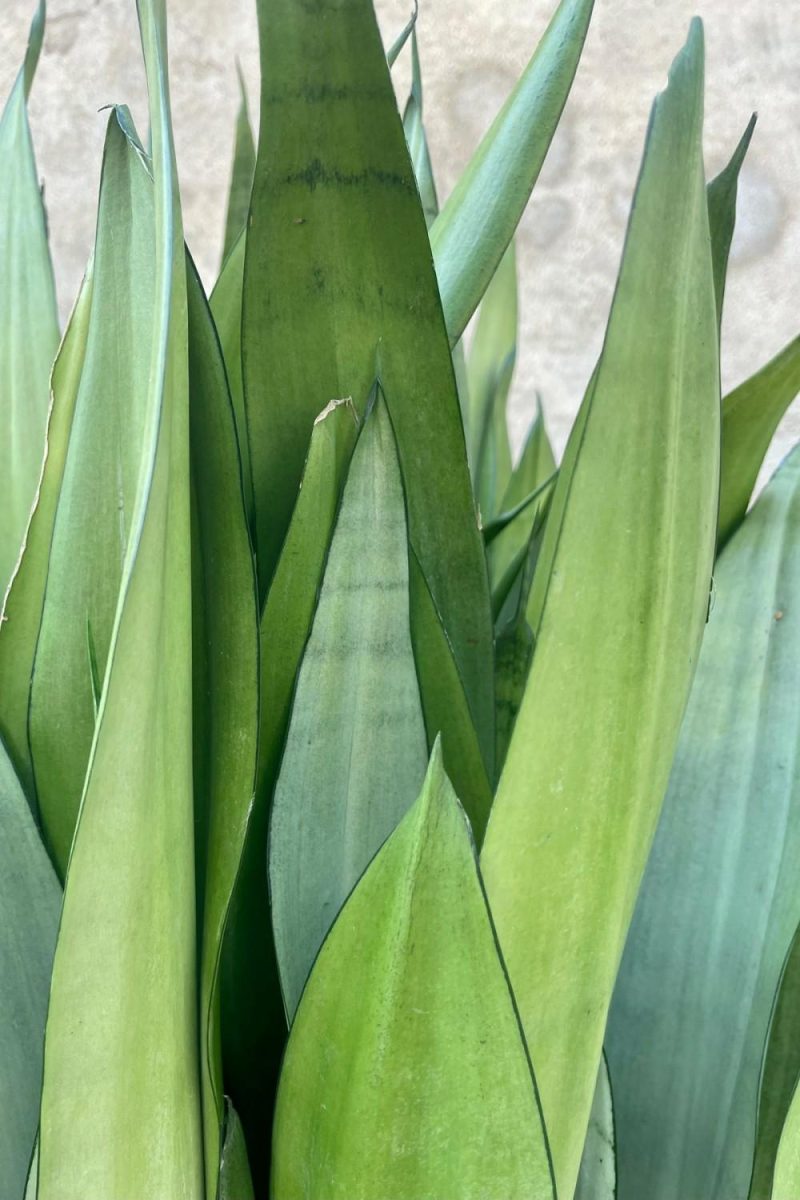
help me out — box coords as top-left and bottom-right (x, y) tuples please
(221, 65), (255, 266)
(402, 30), (438, 226)
(244, 0), (494, 775)
(480, 24), (719, 1197)
(0, 0), (60, 595)
(575, 1056), (617, 1200)
(0, 737), (60, 1200)
(271, 741), (555, 1200)
(385, 0), (417, 68)
(37, 1), (203, 1193)
(606, 445), (800, 1200)
(489, 397), (556, 586)
(718, 333), (800, 549)
(430, 0), (594, 345)
(269, 395), (428, 1019)
(772, 1077), (800, 1200)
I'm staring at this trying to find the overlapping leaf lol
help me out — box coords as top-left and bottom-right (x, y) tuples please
(221, 66), (255, 265)
(271, 742), (555, 1200)
(575, 1056), (617, 1200)
(480, 24), (719, 1197)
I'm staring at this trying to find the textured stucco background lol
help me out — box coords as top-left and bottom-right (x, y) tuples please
(2, 0), (799, 473)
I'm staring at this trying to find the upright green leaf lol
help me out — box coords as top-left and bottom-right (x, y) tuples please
(0, 737), (60, 1200)
(718, 333), (800, 548)
(606, 445), (800, 1200)
(243, 0), (494, 774)
(385, 0), (417, 68)
(575, 1056), (617, 1200)
(773, 1075), (800, 1200)
(466, 240), (517, 518)
(480, 24), (719, 1198)
(38, 1), (203, 1193)
(430, 0), (594, 344)
(210, 231), (253, 531)
(221, 66), (255, 265)
(269, 396), (428, 1019)
(221, 396), (357, 1191)
(271, 741), (555, 1200)
(0, 261), (93, 807)
(218, 1102), (255, 1200)
(186, 253), (259, 1198)
(402, 30), (438, 226)
(0, 0), (60, 595)
(750, 925), (800, 1200)
(706, 114), (756, 330)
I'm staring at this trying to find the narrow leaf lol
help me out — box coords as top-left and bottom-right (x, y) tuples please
(402, 30), (438, 226)
(210, 230), (253, 531)
(269, 395), (428, 1020)
(385, 0), (417, 68)
(430, 0), (594, 344)
(575, 1056), (617, 1200)
(480, 24), (719, 1197)
(221, 66), (256, 265)
(219, 1101), (255, 1200)
(706, 113), (756, 331)
(271, 741), (555, 1200)
(606, 445), (800, 1200)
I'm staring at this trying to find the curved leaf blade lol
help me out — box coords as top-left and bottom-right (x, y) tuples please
(221, 66), (255, 266)
(271, 741), (555, 1200)
(706, 113), (756, 330)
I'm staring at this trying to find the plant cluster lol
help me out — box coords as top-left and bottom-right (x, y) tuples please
(2, 0), (800, 1197)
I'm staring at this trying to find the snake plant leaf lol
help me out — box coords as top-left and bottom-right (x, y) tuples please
(0, 736), (60, 1200)
(575, 1057), (617, 1200)
(186, 252), (259, 1198)
(430, 0), (593, 345)
(37, 0), (204, 1192)
(504, 397), (557, 507)
(244, 0), (494, 775)
(218, 1101), (255, 1200)
(402, 30), (438, 227)
(24, 1141), (38, 1200)
(221, 65), (255, 266)
(271, 740), (556, 1200)
(480, 24), (719, 1198)
(0, 0), (60, 596)
(269, 395), (429, 1020)
(221, 396), (357, 1190)
(385, 0), (417, 68)
(706, 113), (756, 331)
(466, 240), (516, 516)
(488, 405), (557, 591)
(718, 333), (800, 549)
(210, 230), (253, 532)
(749, 924), (800, 1200)
(773, 1091), (800, 1200)
(27, 110), (159, 879)
(0, 261), (93, 808)
(606, 444), (800, 1200)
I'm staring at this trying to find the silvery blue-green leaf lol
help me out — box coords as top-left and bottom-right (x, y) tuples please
(480, 25), (719, 1198)
(402, 30), (438, 227)
(269, 395), (428, 1020)
(0, 737), (60, 1200)
(430, 0), (594, 344)
(221, 65), (255, 266)
(271, 741), (555, 1200)
(385, 0), (417, 68)
(0, 261), (93, 808)
(607, 444), (800, 1200)
(575, 1056), (617, 1200)
(0, 0), (60, 595)
(37, 1), (203, 1194)
(706, 114), (756, 331)
(718, 334), (800, 548)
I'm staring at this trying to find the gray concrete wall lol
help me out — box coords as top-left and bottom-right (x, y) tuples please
(2, 0), (798, 476)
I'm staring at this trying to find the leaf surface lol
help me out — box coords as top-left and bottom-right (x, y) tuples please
(221, 66), (256, 265)
(479, 24), (719, 1197)
(706, 114), (755, 330)
(606, 444), (800, 1200)
(575, 1056), (617, 1200)
(271, 742), (555, 1200)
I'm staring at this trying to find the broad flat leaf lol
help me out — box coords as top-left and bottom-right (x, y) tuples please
(38, 2), (203, 1194)
(186, 253), (259, 1197)
(575, 1056), (617, 1200)
(718, 333), (800, 549)
(221, 396), (357, 1190)
(606, 444), (800, 1200)
(0, 261), (93, 807)
(269, 396), (428, 1019)
(750, 924), (800, 1199)
(219, 1102), (255, 1200)
(28, 111), (164, 876)
(466, 240), (516, 517)
(210, 230), (253, 530)
(402, 30), (438, 226)
(706, 114), (756, 331)
(0, 0), (60, 595)
(430, 0), (593, 345)
(221, 65), (255, 265)
(271, 741), (555, 1200)
(480, 24), (719, 1198)
(244, 0), (494, 776)
(0, 736), (60, 1200)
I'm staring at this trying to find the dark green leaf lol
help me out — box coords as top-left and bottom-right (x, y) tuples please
(706, 113), (756, 331)
(221, 65), (256, 266)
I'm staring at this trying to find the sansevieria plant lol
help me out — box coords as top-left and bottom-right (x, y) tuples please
(2, 0), (800, 1196)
